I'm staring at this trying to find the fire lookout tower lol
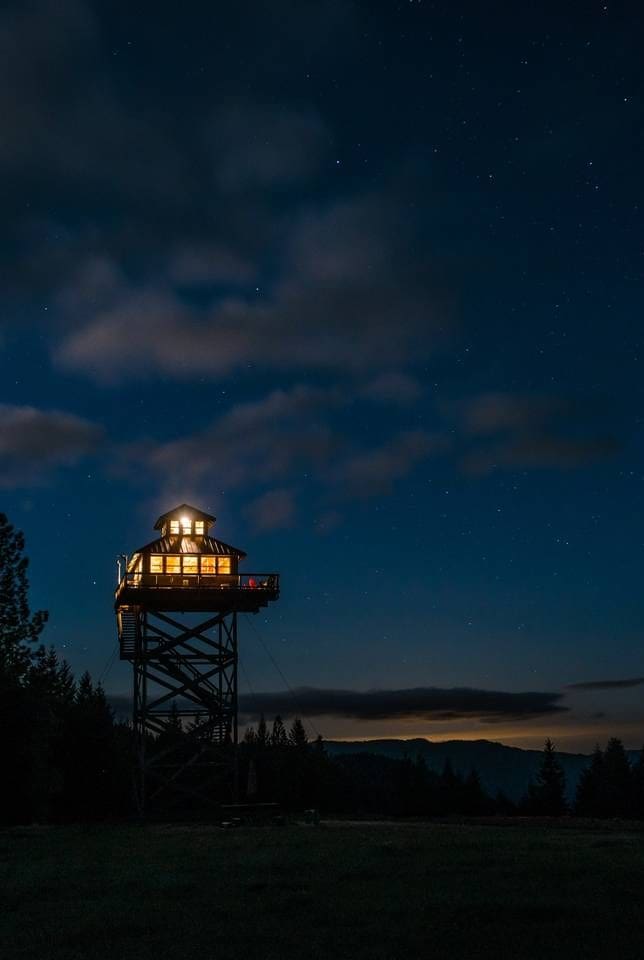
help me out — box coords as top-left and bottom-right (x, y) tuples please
(115, 503), (279, 815)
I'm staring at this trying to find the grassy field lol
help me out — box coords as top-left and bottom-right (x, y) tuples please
(2, 820), (644, 960)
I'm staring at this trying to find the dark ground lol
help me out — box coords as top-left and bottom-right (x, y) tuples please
(2, 820), (644, 960)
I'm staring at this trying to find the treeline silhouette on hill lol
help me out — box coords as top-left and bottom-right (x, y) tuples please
(2, 511), (644, 824)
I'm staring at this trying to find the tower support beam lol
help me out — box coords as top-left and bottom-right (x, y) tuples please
(129, 608), (238, 816)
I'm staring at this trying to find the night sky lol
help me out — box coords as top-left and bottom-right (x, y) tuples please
(2, 0), (643, 750)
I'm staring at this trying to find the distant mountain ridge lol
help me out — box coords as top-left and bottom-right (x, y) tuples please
(324, 738), (639, 802)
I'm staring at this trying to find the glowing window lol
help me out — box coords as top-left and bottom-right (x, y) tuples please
(218, 556), (231, 575)
(195, 521), (205, 535)
(166, 556), (181, 574)
(150, 556), (163, 574)
(170, 520), (180, 535)
(201, 556), (216, 574)
(181, 516), (192, 535)
(183, 556), (198, 574)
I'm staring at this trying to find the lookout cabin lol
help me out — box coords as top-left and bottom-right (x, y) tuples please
(114, 503), (279, 613)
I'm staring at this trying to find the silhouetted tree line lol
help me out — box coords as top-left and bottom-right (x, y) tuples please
(573, 737), (644, 818)
(518, 735), (644, 818)
(3, 511), (644, 824)
(0, 513), (131, 823)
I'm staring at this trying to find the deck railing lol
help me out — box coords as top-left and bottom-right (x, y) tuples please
(116, 571), (279, 597)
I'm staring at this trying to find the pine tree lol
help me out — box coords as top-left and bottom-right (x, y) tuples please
(0, 515), (50, 823)
(289, 716), (308, 749)
(28, 646), (76, 708)
(167, 701), (182, 734)
(243, 725), (257, 745)
(602, 737), (633, 818)
(61, 672), (120, 820)
(256, 714), (269, 748)
(438, 759), (463, 815)
(575, 744), (604, 817)
(574, 738), (633, 819)
(0, 513), (48, 681)
(463, 768), (490, 816)
(632, 746), (644, 819)
(156, 702), (185, 752)
(525, 738), (567, 816)
(271, 715), (288, 748)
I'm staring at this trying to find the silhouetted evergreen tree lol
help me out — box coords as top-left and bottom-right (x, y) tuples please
(289, 716), (308, 748)
(632, 746), (644, 819)
(523, 739), (567, 816)
(602, 737), (633, 818)
(574, 740), (635, 818)
(154, 702), (186, 755)
(167, 702), (183, 734)
(0, 513), (48, 682)
(393, 756), (416, 816)
(59, 672), (125, 820)
(463, 769), (491, 816)
(271, 715), (288, 747)
(25, 646), (77, 820)
(256, 714), (269, 749)
(28, 646), (76, 707)
(408, 755), (432, 816)
(0, 515), (50, 822)
(575, 744), (604, 817)
(436, 759), (464, 815)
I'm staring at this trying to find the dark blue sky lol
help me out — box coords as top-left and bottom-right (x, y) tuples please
(2, 0), (643, 749)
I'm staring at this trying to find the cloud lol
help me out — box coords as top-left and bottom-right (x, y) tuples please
(1, 0), (365, 304)
(245, 488), (298, 532)
(453, 391), (620, 474)
(0, 4), (448, 386)
(0, 2), (98, 170)
(360, 372), (425, 406)
(0, 1), (188, 203)
(0, 404), (102, 487)
(337, 430), (440, 498)
(169, 244), (256, 287)
(55, 289), (199, 381)
(118, 382), (441, 523)
(458, 393), (563, 435)
(238, 686), (568, 723)
(126, 385), (343, 496)
(54, 194), (449, 382)
(210, 102), (330, 191)
(566, 677), (644, 691)
(464, 434), (619, 474)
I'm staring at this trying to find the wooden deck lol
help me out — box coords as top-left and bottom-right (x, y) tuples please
(115, 572), (279, 613)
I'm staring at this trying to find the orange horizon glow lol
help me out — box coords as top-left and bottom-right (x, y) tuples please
(239, 716), (644, 753)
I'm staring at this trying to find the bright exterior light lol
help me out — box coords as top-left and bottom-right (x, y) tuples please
(181, 516), (190, 525)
